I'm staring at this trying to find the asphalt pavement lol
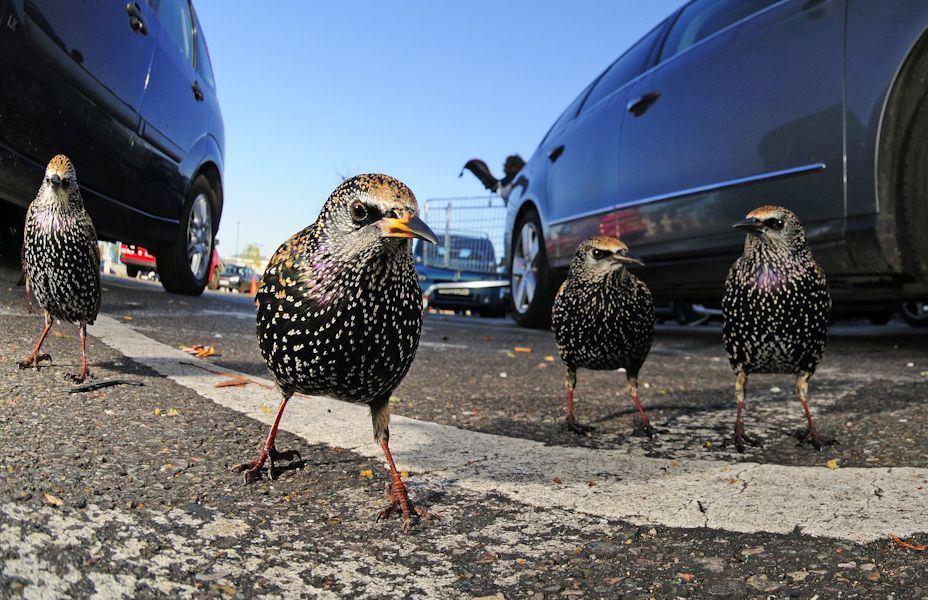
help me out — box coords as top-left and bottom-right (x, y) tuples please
(1, 265), (927, 598)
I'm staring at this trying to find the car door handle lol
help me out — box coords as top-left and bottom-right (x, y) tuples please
(548, 145), (565, 162)
(126, 2), (147, 35)
(627, 90), (661, 116)
(191, 81), (204, 102)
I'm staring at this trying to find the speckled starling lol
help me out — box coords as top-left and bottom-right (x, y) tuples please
(234, 174), (439, 529)
(722, 206), (834, 451)
(552, 236), (657, 436)
(19, 155), (100, 382)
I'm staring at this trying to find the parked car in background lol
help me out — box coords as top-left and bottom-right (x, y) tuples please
(119, 244), (157, 279)
(414, 234), (508, 317)
(217, 265), (256, 294)
(0, 0), (224, 295)
(505, 0), (928, 327)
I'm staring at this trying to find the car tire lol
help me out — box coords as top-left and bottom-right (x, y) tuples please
(157, 175), (215, 296)
(899, 301), (928, 328)
(509, 207), (556, 328)
(125, 265), (140, 278)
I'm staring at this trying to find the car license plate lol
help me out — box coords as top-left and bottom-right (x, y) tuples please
(219, 278), (230, 286)
(437, 288), (470, 296)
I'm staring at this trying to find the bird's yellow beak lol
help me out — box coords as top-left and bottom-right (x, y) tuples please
(377, 211), (439, 244)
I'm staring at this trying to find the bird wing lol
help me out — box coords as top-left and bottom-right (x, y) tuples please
(459, 159), (500, 192)
(82, 217), (102, 322)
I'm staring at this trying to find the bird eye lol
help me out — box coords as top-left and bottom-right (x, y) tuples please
(591, 249), (608, 260)
(350, 201), (368, 223)
(763, 218), (784, 231)
(61, 177), (71, 188)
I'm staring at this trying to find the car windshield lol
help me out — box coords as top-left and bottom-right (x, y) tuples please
(416, 234), (497, 273)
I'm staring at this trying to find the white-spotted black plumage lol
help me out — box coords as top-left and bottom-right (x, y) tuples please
(19, 155), (100, 382)
(236, 174), (439, 530)
(552, 236), (657, 436)
(722, 205), (834, 451)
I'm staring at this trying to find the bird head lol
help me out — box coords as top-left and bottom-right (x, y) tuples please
(570, 235), (643, 281)
(319, 174), (438, 260)
(40, 154), (80, 209)
(733, 205), (808, 254)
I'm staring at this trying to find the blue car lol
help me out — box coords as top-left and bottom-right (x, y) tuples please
(0, 0), (224, 295)
(505, 0), (928, 326)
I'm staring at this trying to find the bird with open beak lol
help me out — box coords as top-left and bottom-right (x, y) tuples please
(238, 174), (439, 530)
(552, 236), (658, 437)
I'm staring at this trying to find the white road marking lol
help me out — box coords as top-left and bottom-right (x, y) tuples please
(90, 315), (928, 544)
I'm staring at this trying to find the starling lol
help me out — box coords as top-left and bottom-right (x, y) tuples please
(19, 155), (101, 382)
(722, 205), (834, 451)
(552, 236), (657, 436)
(234, 174), (439, 529)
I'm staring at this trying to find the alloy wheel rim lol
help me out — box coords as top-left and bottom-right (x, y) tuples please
(511, 221), (540, 314)
(187, 193), (211, 281)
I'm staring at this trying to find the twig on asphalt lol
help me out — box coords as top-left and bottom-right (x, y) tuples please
(68, 379), (144, 394)
(890, 534), (928, 551)
(180, 360), (274, 390)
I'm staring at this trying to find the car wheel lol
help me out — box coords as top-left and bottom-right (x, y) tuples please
(899, 301), (928, 328)
(157, 175), (215, 296)
(509, 207), (555, 328)
(125, 265), (140, 278)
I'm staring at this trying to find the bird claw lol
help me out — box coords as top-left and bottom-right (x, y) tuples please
(564, 418), (594, 435)
(631, 419), (666, 439)
(231, 446), (301, 484)
(726, 423), (762, 453)
(377, 483), (438, 532)
(18, 353), (51, 370)
(66, 369), (92, 383)
(796, 429), (838, 451)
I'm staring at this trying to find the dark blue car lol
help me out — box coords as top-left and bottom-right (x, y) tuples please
(505, 0), (928, 326)
(0, 0), (224, 295)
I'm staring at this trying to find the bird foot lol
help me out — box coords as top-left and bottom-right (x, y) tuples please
(726, 423), (762, 453)
(795, 428), (838, 451)
(17, 353), (51, 370)
(631, 420), (666, 439)
(564, 417), (594, 435)
(231, 445), (302, 484)
(377, 482), (438, 532)
(66, 368), (92, 383)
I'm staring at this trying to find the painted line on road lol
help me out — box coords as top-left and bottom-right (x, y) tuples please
(91, 315), (928, 543)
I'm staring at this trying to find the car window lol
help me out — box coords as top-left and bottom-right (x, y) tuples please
(580, 25), (663, 112)
(660, 0), (781, 62)
(539, 80), (596, 146)
(192, 10), (216, 89)
(158, 0), (194, 65)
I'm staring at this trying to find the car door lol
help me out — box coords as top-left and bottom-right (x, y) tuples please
(133, 0), (208, 218)
(11, 0), (156, 200)
(544, 24), (665, 264)
(617, 0), (846, 260)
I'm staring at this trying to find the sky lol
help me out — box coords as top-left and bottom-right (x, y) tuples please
(194, 1), (684, 259)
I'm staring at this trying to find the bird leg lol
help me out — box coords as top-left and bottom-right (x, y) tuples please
(232, 392), (301, 483)
(628, 376), (657, 438)
(66, 322), (92, 383)
(376, 435), (436, 531)
(563, 368), (593, 434)
(18, 311), (53, 369)
(729, 371), (761, 452)
(795, 372), (837, 450)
